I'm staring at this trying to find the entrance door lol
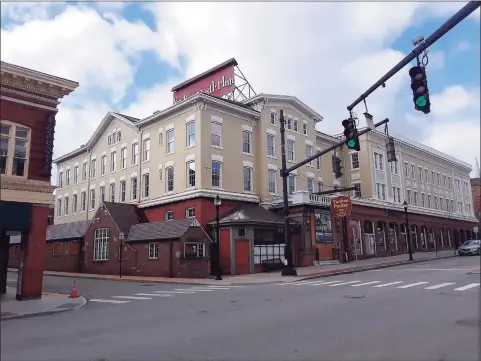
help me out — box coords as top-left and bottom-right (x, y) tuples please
(234, 240), (250, 275)
(365, 235), (375, 256)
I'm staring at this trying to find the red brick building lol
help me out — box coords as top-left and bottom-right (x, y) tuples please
(471, 178), (481, 221)
(0, 61), (77, 299)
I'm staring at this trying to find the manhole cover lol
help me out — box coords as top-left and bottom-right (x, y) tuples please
(343, 295), (365, 299)
(56, 302), (79, 309)
(455, 318), (481, 327)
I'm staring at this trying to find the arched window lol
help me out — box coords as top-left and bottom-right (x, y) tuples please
(388, 223), (398, 251)
(376, 221), (387, 252)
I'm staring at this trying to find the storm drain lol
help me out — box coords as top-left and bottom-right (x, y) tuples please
(56, 303), (79, 309)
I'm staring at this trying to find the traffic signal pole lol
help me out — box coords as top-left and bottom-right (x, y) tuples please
(279, 115), (389, 276)
(347, 1), (480, 112)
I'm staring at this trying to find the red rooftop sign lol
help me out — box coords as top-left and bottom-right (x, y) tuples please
(171, 58), (237, 104)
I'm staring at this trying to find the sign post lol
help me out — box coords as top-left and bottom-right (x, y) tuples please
(474, 226), (479, 239)
(119, 232), (124, 278)
(330, 196), (353, 263)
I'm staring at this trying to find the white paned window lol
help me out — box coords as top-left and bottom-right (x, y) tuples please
(57, 199), (62, 217)
(59, 172), (63, 188)
(287, 140), (295, 161)
(288, 174), (295, 195)
(376, 183), (386, 200)
(317, 182), (323, 193)
(82, 162), (87, 181)
(306, 145), (313, 166)
(165, 211), (174, 221)
(166, 167), (174, 192)
(90, 189), (96, 210)
(93, 228), (109, 261)
(100, 185), (105, 202)
(0, 124), (30, 177)
(212, 161), (222, 187)
(351, 153), (359, 170)
(393, 186), (401, 203)
(81, 191), (86, 211)
(307, 178), (314, 193)
(414, 191), (418, 206)
(143, 138), (150, 161)
(187, 121), (195, 147)
(418, 166), (423, 181)
(74, 166), (79, 184)
(424, 169), (428, 182)
(294, 120), (299, 132)
(352, 183), (361, 198)
(132, 143), (139, 165)
(404, 162), (409, 177)
(101, 155), (106, 175)
(72, 194), (78, 213)
(390, 160), (398, 175)
(268, 169), (276, 193)
(411, 164), (415, 178)
(166, 129), (174, 154)
(120, 181), (126, 203)
(186, 208), (195, 218)
(66, 169), (70, 187)
(407, 190), (412, 204)
(421, 193), (426, 207)
(64, 196), (69, 215)
(303, 122), (308, 135)
(131, 177), (137, 201)
(148, 243), (159, 259)
(243, 166), (253, 192)
(242, 130), (252, 154)
(90, 159), (96, 179)
(143, 173), (150, 198)
(110, 183), (115, 202)
(270, 112), (276, 125)
(211, 122), (222, 147)
(110, 151), (116, 172)
(187, 161), (196, 188)
(428, 195), (432, 208)
(121, 148), (127, 169)
(374, 153), (384, 171)
(267, 134), (275, 157)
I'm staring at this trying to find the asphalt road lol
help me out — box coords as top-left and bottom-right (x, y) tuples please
(2, 256), (479, 361)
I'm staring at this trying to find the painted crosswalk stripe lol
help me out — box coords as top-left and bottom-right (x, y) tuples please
(293, 280), (327, 286)
(190, 287), (231, 290)
(89, 299), (130, 304)
(330, 281), (361, 287)
(174, 288), (214, 292)
(453, 283), (480, 291)
(373, 281), (404, 288)
(351, 281), (382, 287)
(112, 296), (152, 300)
(308, 281), (343, 286)
(424, 283), (456, 290)
(206, 285), (244, 288)
(397, 282), (429, 289)
(135, 293), (172, 297)
(156, 290), (195, 294)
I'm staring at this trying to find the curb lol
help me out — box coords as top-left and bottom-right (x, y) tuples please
(1, 296), (88, 321)
(298, 254), (456, 281)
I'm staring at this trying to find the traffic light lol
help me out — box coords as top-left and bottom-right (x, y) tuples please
(386, 136), (397, 163)
(409, 65), (431, 114)
(332, 155), (343, 179)
(342, 118), (360, 151)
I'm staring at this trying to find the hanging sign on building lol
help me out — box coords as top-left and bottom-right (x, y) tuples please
(330, 195), (352, 218)
(314, 209), (333, 244)
(171, 58), (236, 104)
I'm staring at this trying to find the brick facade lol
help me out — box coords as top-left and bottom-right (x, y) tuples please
(471, 178), (481, 221)
(44, 240), (81, 273)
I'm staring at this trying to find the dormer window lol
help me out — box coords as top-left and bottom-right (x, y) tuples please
(0, 122), (30, 177)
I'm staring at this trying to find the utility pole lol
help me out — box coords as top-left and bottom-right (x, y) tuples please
(279, 116), (390, 276)
(347, 1), (480, 112)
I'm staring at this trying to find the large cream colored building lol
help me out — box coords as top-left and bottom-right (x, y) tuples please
(53, 93), (342, 224)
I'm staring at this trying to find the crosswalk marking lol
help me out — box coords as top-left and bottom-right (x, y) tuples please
(308, 281), (343, 286)
(330, 281), (361, 287)
(89, 299), (130, 304)
(397, 282), (429, 289)
(112, 296), (152, 300)
(174, 288), (214, 292)
(206, 285), (245, 288)
(453, 283), (480, 291)
(135, 293), (172, 297)
(155, 290), (195, 294)
(190, 287), (231, 290)
(352, 281), (381, 287)
(294, 280), (326, 286)
(424, 283), (455, 290)
(373, 281), (404, 288)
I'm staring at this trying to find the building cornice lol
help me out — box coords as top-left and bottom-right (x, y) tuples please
(0, 95), (58, 112)
(0, 176), (55, 194)
(1, 86), (60, 105)
(243, 93), (323, 123)
(1, 61), (78, 98)
(137, 188), (260, 209)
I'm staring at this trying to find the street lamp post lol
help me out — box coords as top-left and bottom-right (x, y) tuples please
(403, 201), (414, 261)
(214, 195), (222, 280)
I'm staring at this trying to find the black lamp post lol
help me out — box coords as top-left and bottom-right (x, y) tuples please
(214, 195), (222, 280)
(403, 201), (414, 261)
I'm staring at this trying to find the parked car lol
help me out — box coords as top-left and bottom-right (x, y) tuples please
(457, 240), (481, 256)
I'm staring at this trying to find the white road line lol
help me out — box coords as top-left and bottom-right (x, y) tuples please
(293, 280), (327, 286)
(453, 283), (480, 291)
(135, 293), (172, 297)
(156, 290), (195, 294)
(372, 268), (473, 271)
(174, 288), (214, 292)
(206, 285), (245, 288)
(112, 296), (152, 300)
(351, 281), (382, 287)
(373, 281), (404, 288)
(329, 281), (361, 287)
(424, 283), (456, 290)
(89, 299), (130, 304)
(397, 282), (429, 289)
(189, 287), (231, 290)
(308, 281), (344, 286)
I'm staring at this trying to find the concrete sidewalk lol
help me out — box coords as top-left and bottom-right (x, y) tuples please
(9, 250), (456, 286)
(0, 287), (87, 321)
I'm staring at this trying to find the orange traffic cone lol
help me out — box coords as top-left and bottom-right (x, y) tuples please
(69, 280), (79, 298)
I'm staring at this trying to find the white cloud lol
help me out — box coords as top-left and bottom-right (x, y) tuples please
(1, 1), (478, 184)
(430, 85), (480, 117)
(456, 41), (473, 52)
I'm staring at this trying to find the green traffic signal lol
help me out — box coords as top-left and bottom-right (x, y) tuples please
(347, 139), (356, 148)
(416, 95), (427, 107)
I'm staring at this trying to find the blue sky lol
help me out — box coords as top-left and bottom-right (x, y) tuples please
(1, 1), (480, 177)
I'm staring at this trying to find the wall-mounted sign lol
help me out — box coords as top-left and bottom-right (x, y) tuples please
(315, 209), (333, 244)
(43, 114), (56, 177)
(330, 195), (352, 218)
(172, 60), (236, 104)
